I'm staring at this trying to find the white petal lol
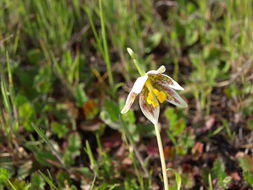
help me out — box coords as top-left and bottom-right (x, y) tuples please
(121, 92), (138, 114)
(159, 85), (188, 108)
(146, 65), (166, 75)
(139, 87), (159, 125)
(167, 89), (187, 108)
(161, 74), (184, 90)
(131, 75), (148, 94)
(148, 73), (184, 91)
(121, 75), (148, 114)
(156, 65), (166, 73)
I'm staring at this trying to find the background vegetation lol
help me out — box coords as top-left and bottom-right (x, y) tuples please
(1, 0), (253, 189)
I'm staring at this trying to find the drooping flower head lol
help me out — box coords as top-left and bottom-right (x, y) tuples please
(121, 65), (187, 125)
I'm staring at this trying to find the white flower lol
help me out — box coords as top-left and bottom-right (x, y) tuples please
(121, 65), (187, 125)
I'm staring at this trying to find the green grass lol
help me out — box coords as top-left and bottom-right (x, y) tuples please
(1, 0), (253, 189)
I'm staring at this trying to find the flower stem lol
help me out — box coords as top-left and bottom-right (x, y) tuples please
(127, 48), (145, 76)
(154, 123), (169, 190)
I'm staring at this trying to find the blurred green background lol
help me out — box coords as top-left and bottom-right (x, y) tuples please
(1, 0), (253, 189)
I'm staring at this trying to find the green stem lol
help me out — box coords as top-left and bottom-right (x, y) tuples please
(7, 179), (17, 190)
(127, 48), (145, 76)
(154, 123), (169, 190)
(99, 0), (114, 86)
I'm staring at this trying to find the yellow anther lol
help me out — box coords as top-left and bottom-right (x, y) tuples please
(146, 93), (153, 104)
(157, 91), (167, 103)
(153, 89), (159, 96)
(145, 80), (167, 107)
(147, 92), (159, 107)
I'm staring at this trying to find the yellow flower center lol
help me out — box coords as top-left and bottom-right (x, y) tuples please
(145, 80), (167, 107)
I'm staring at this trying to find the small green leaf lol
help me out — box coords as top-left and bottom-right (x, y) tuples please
(11, 179), (29, 190)
(64, 133), (81, 166)
(238, 155), (253, 186)
(104, 99), (120, 122)
(122, 109), (135, 124)
(51, 122), (69, 138)
(165, 108), (185, 136)
(68, 132), (81, 153)
(35, 151), (58, 167)
(164, 107), (177, 127)
(0, 168), (9, 184)
(244, 171), (253, 186)
(100, 111), (120, 129)
(27, 49), (43, 65)
(238, 156), (251, 172)
(34, 65), (52, 94)
(74, 83), (88, 107)
(30, 173), (46, 190)
(16, 95), (35, 131)
(100, 99), (120, 129)
(56, 171), (71, 188)
(212, 158), (231, 188)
